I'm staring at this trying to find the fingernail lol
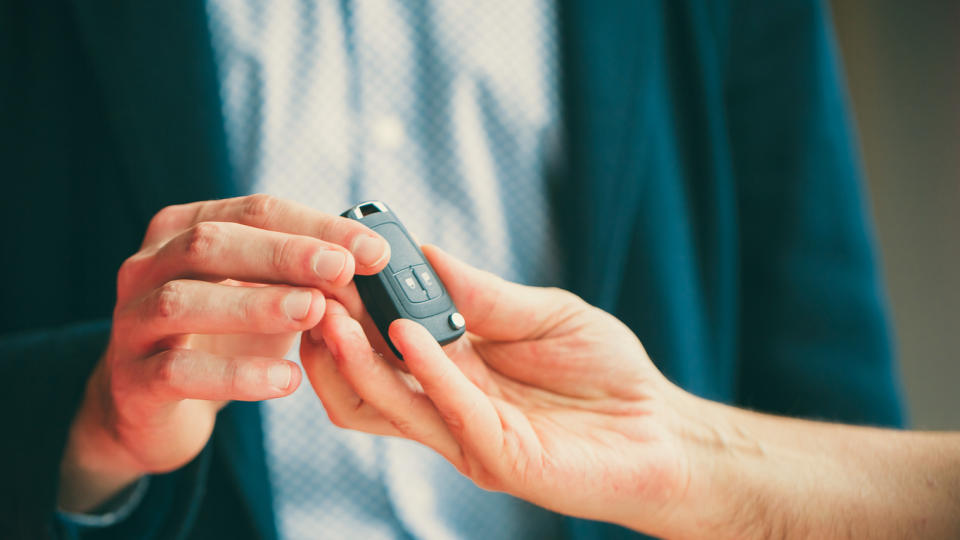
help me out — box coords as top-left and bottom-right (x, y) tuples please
(268, 364), (292, 392)
(350, 234), (389, 267)
(314, 250), (346, 281)
(283, 291), (313, 320)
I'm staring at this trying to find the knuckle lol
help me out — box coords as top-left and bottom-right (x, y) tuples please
(273, 236), (322, 279)
(315, 215), (351, 243)
(388, 416), (417, 436)
(183, 222), (222, 264)
(237, 290), (259, 325)
(547, 286), (580, 305)
(116, 254), (145, 296)
(438, 405), (466, 435)
(324, 396), (368, 428)
(147, 205), (183, 235)
(154, 349), (188, 388)
(241, 194), (278, 224)
(227, 361), (252, 396)
(270, 290), (300, 326)
(152, 281), (187, 321)
(543, 287), (586, 327)
(117, 256), (137, 283)
(271, 235), (297, 273)
(326, 408), (349, 428)
(239, 287), (299, 328)
(472, 466), (502, 491)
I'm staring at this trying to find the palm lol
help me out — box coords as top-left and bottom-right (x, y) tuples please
(439, 308), (687, 520)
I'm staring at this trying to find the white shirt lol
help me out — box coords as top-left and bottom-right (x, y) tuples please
(206, 1), (564, 538)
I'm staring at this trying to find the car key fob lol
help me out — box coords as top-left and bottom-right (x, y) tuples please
(341, 201), (466, 359)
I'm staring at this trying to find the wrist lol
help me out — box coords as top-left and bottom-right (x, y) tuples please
(59, 360), (145, 512)
(657, 394), (873, 539)
(648, 389), (782, 539)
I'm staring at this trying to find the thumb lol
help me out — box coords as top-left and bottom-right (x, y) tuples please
(422, 245), (580, 341)
(388, 318), (505, 471)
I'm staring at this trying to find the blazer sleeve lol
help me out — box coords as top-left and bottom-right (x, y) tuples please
(726, 0), (905, 425)
(0, 321), (211, 540)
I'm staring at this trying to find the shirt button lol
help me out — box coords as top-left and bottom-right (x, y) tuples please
(371, 116), (406, 150)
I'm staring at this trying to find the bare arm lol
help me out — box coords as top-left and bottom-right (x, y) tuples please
(303, 245), (960, 539)
(674, 397), (960, 539)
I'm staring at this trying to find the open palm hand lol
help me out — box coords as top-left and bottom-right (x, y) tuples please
(302, 246), (693, 533)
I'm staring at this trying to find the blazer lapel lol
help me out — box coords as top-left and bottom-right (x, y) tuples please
(558, 0), (658, 310)
(68, 1), (236, 223)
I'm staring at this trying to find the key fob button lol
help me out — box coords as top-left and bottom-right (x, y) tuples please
(448, 312), (465, 330)
(394, 268), (428, 303)
(413, 264), (442, 299)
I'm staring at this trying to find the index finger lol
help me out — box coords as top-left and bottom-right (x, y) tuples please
(143, 194), (390, 273)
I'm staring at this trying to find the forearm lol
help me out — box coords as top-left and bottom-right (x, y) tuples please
(666, 395), (960, 539)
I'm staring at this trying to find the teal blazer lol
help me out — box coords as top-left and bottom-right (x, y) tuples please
(0, 1), (903, 538)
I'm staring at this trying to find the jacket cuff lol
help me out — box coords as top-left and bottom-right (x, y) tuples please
(56, 477), (151, 528)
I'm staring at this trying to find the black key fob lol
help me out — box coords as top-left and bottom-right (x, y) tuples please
(341, 201), (466, 359)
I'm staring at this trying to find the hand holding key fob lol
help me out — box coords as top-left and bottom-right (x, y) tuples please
(341, 201), (466, 359)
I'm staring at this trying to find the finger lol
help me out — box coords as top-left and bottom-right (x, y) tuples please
(116, 280), (324, 352)
(136, 348), (301, 403)
(422, 245), (582, 341)
(324, 283), (404, 367)
(313, 300), (463, 464)
(136, 221), (357, 293)
(388, 318), (505, 468)
(300, 328), (403, 437)
(142, 195), (390, 272)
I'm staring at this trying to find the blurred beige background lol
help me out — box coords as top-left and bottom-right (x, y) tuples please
(832, 1), (960, 429)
